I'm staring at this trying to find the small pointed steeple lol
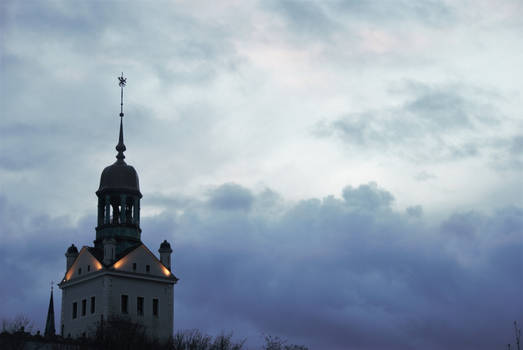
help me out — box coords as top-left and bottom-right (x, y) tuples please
(116, 117), (126, 161)
(44, 283), (55, 337)
(116, 73), (127, 162)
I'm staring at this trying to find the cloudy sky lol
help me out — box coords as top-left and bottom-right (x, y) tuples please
(1, 0), (522, 349)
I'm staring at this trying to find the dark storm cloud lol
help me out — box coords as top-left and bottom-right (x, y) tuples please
(3, 183), (520, 349)
(0, 194), (95, 329)
(316, 83), (503, 163)
(137, 183), (523, 349)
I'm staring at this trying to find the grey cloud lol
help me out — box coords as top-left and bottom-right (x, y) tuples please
(406, 205), (423, 217)
(265, 0), (339, 38)
(441, 211), (484, 238)
(145, 193), (197, 210)
(266, 0), (454, 40)
(317, 82), (503, 163)
(405, 89), (471, 130)
(332, 0), (454, 26)
(414, 170), (436, 181)
(329, 113), (376, 146)
(147, 183), (522, 349)
(207, 183), (254, 211)
(0, 195), (95, 327)
(510, 135), (523, 154)
(486, 134), (523, 171)
(342, 182), (394, 210)
(3, 183), (520, 349)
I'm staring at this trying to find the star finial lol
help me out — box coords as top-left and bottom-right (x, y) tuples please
(118, 73), (127, 88)
(118, 73), (126, 117)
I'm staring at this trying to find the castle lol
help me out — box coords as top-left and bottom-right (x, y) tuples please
(58, 75), (178, 340)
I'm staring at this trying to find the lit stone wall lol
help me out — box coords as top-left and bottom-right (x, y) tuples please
(61, 276), (104, 338)
(61, 246), (174, 341)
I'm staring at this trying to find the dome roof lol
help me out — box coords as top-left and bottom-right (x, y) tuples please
(98, 160), (140, 194)
(66, 244), (78, 255)
(159, 240), (172, 251)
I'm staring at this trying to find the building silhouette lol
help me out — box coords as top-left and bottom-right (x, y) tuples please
(58, 76), (178, 340)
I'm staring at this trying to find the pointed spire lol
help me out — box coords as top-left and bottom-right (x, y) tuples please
(116, 73), (127, 162)
(44, 283), (55, 337)
(116, 116), (126, 161)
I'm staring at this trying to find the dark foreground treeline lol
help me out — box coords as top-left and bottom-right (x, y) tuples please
(0, 316), (309, 350)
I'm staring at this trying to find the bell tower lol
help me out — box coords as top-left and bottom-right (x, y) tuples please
(94, 74), (142, 256)
(59, 74), (177, 341)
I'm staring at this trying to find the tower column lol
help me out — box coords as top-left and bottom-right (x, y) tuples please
(97, 198), (103, 226)
(134, 196), (140, 225)
(121, 194), (127, 223)
(104, 195), (110, 224)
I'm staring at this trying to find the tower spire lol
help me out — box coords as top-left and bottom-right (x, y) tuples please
(116, 73), (127, 161)
(44, 281), (55, 337)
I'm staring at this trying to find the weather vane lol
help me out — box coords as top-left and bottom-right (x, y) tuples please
(118, 72), (127, 117)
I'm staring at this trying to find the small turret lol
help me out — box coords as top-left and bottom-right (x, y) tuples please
(159, 240), (173, 270)
(65, 244), (78, 271)
(103, 238), (116, 265)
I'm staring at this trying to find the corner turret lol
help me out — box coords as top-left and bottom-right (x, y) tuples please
(159, 240), (173, 270)
(65, 244), (78, 270)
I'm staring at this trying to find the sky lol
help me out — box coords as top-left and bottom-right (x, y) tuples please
(1, 0), (522, 349)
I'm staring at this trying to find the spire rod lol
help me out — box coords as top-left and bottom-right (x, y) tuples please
(116, 73), (127, 161)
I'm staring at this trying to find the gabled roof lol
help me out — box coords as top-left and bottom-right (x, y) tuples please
(110, 243), (178, 281)
(60, 242), (178, 286)
(62, 246), (104, 282)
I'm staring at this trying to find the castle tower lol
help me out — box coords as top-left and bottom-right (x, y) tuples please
(58, 75), (178, 340)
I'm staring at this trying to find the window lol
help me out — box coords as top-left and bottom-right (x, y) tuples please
(72, 302), (77, 319)
(90, 297), (96, 314)
(81, 299), (86, 316)
(121, 295), (128, 314)
(78, 268), (82, 275)
(137, 297), (144, 316)
(152, 298), (159, 317)
(132, 263), (136, 271)
(87, 265), (91, 272)
(146, 265), (150, 273)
